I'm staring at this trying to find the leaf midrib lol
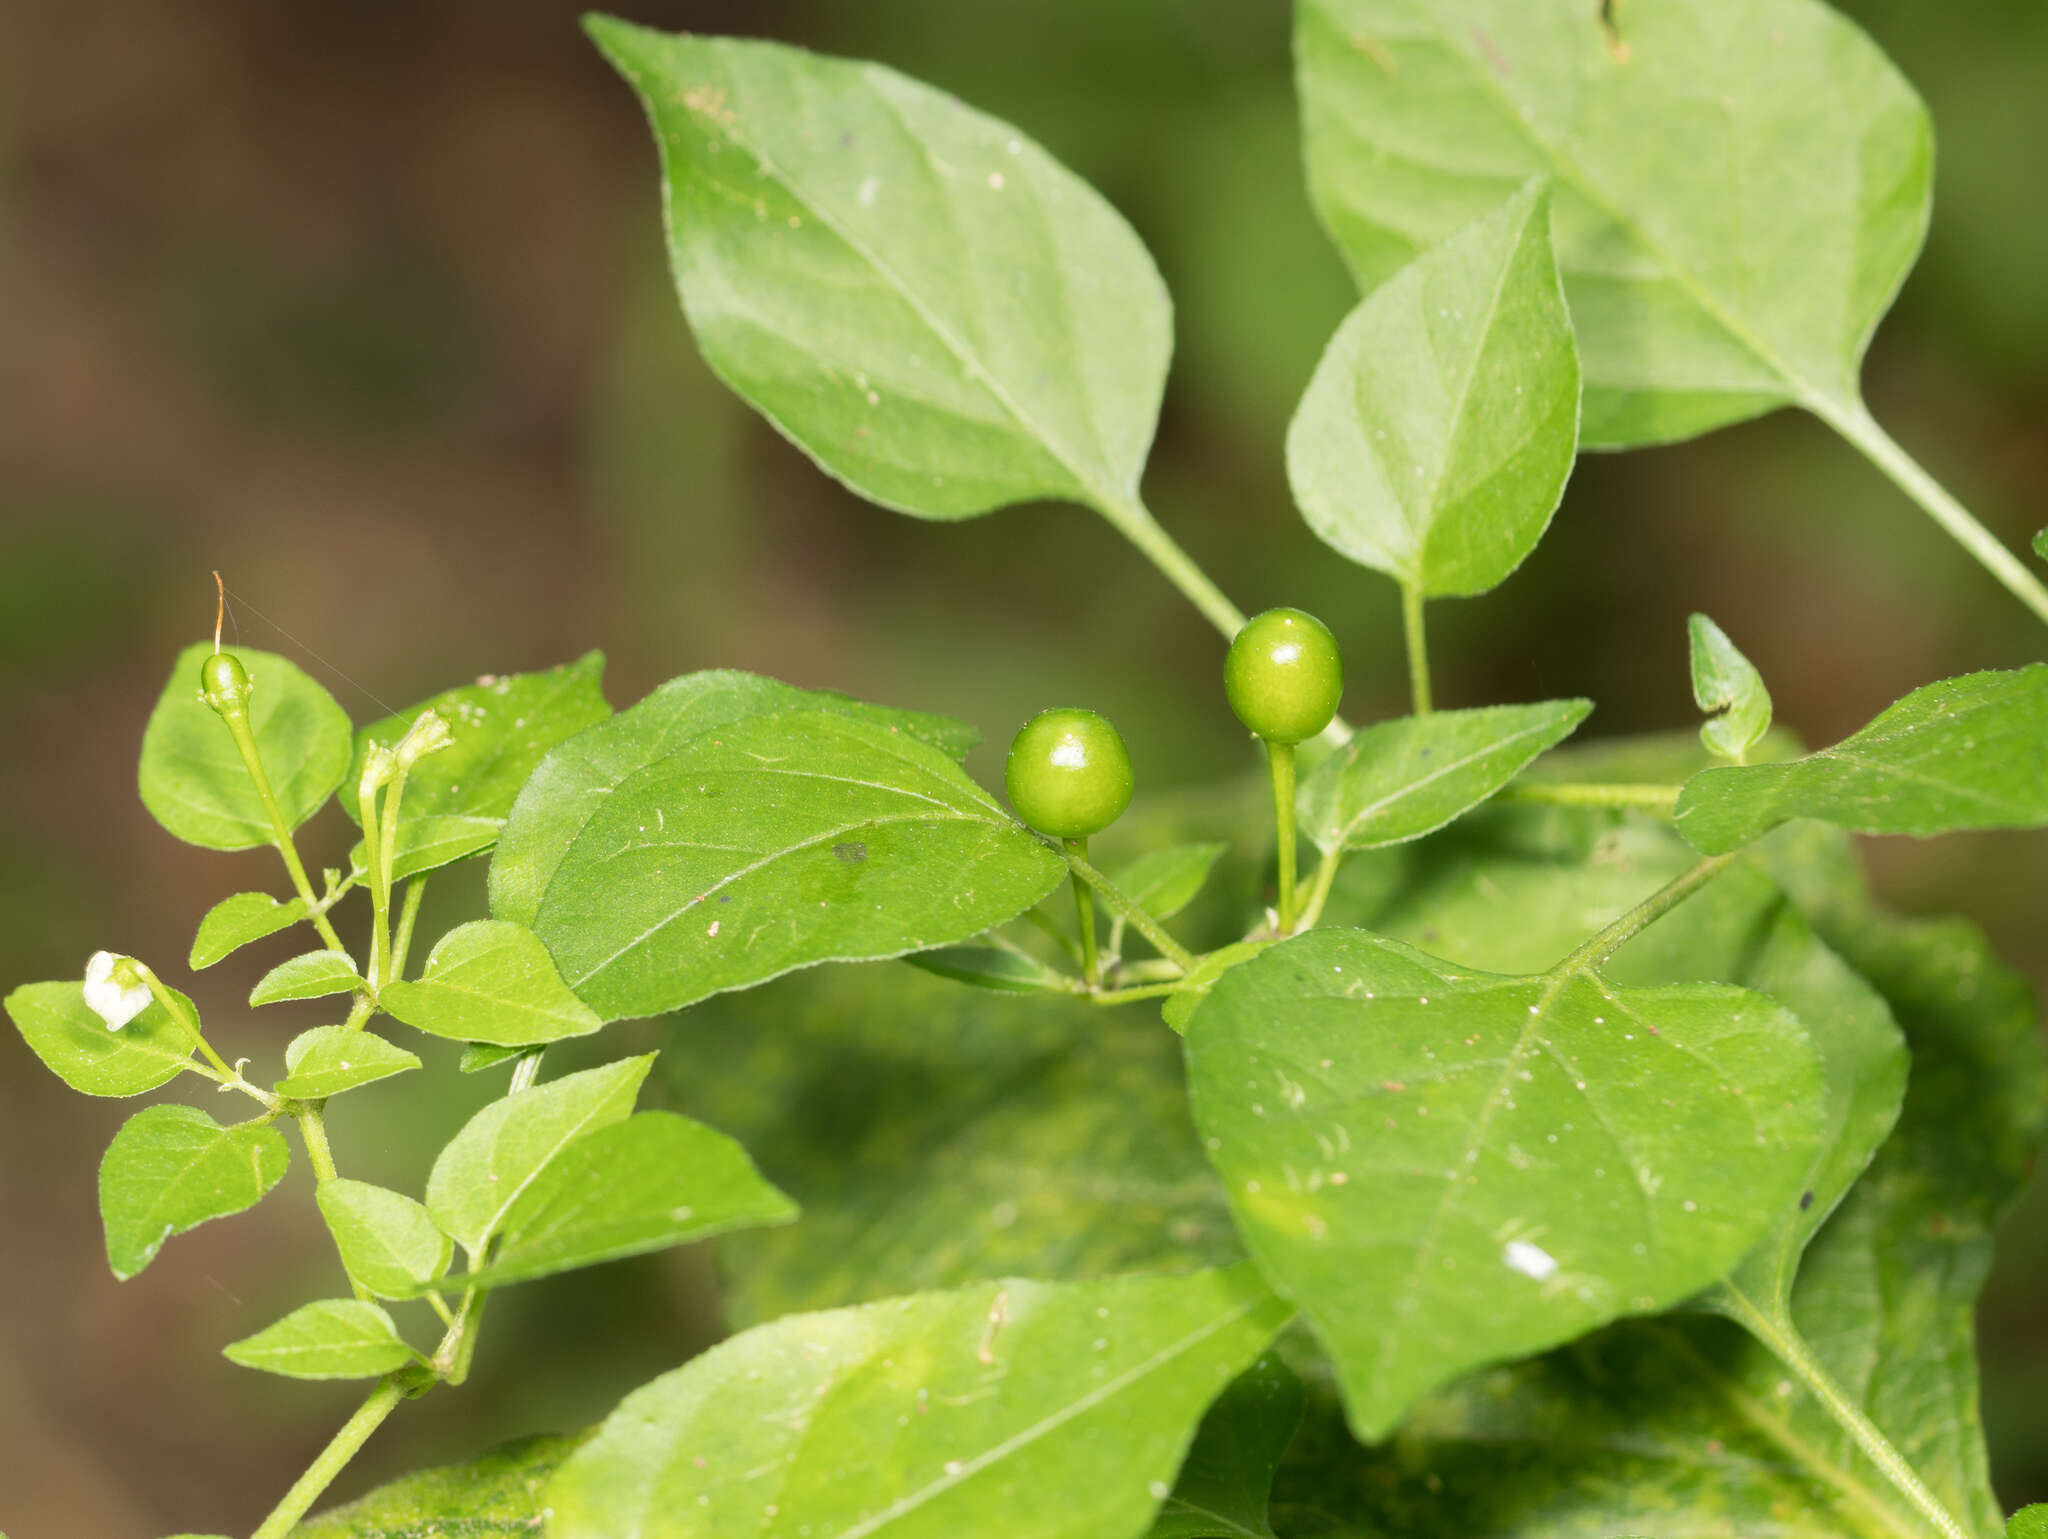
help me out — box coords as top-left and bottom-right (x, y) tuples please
(1322, 708), (1579, 850)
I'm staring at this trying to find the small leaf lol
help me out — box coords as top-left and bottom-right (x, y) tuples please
(904, 945), (1073, 994)
(2034, 527), (2047, 564)
(1297, 700), (1591, 855)
(458, 1042), (529, 1075)
(1185, 929), (1825, 1440)
(222, 1299), (416, 1380)
(249, 949), (361, 1007)
(344, 653), (612, 835)
(316, 1180), (452, 1299)
(543, 1265), (1291, 1539)
(1163, 942), (1273, 1034)
(287, 1433), (589, 1538)
(139, 642), (353, 851)
(1296, 0), (1932, 447)
(188, 891), (309, 970)
(5, 980), (196, 1097)
(1288, 183), (1578, 597)
(380, 919), (602, 1047)
(348, 814), (501, 885)
(425, 1055), (654, 1257)
(1676, 665), (2048, 852)
(491, 668), (978, 928)
(1148, 1353), (1303, 1539)
(2011, 1506), (2048, 1539)
(589, 21), (1171, 523)
(98, 1105), (290, 1279)
(534, 707), (1065, 1022)
(453, 1111), (796, 1289)
(1112, 842), (1230, 924)
(274, 1026), (422, 1100)
(1689, 614), (1772, 763)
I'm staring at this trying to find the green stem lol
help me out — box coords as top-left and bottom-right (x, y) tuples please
(1401, 582), (1433, 715)
(1296, 846), (1345, 933)
(1498, 781), (1683, 813)
(1090, 981), (1186, 1006)
(1814, 394), (2048, 630)
(373, 764), (412, 989)
(248, 1376), (407, 1539)
(1064, 838), (1101, 988)
(356, 769), (390, 993)
(1715, 1288), (1974, 1539)
(389, 878), (428, 984)
(294, 1102), (371, 1302)
(136, 969), (240, 1084)
(1268, 741), (1300, 931)
(219, 711), (349, 956)
(1022, 904), (1086, 966)
(1060, 847), (1199, 974)
(1096, 496), (1248, 639)
(1557, 853), (1734, 974)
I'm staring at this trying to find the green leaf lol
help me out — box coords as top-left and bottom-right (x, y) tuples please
(274, 1026), (422, 1100)
(1112, 842), (1231, 925)
(1147, 1353), (1303, 1539)
(316, 1179), (452, 1299)
(5, 980), (196, 1096)
(457, 1042), (529, 1075)
(667, 963), (1237, 1328)
(425, 1054), (654, 1257)
(589, 19), (1170, 523)
(344, 653), (611, 839)
(1185, 928), (1825, 1440)
(2034, 527), (2047, 564)
(1689, 614), (1773, 763)
(904, 945), (1074, 994)
(451, 1111), (795, 1289)
(349, 815), (501, 885)
(380, 919), (602, 1047)
(222, 1299), (417, 1381)
(1676, 665), (2048, 852)
(1296, 0), (1932, 447)
(491, 669), (978, 928)
(98, 1105), (290, 1279)
(1163, 942), (1275, 1035)
(1286, 182), (1579, 596)
(287, 1433), (590, 1538)
(139, 642), (353, 850)
(189, 891), (310, 969)
(535, 708), (1065, 1021)
(2011, 1507), (2048, 1539)
(544, 1265), (1292, 1539)
(249, 949), (361, 1007)
(1296, 700), (1591, 855)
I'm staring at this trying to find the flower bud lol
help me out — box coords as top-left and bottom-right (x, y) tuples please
(198, 650), (253, 717)
(83, 951), (153, 1031)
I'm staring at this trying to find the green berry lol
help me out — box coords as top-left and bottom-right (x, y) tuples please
(198, 650), (253, 717)
(1225, 608), (1343, 744)
(1005, 708), (1133, 839)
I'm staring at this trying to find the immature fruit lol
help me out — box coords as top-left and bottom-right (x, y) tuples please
(198, 650), (253, 717)
(1225, 608), (1343, 743)
(1005, 708), (1133, 839)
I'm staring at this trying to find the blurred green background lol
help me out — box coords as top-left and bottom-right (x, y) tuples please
(1, 0), (2042, 1532)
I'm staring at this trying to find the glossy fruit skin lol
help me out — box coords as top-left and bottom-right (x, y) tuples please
(199, 650), (253, 716)
(1005, 709), (1133, 839)
(1225, 608), (1343, 743)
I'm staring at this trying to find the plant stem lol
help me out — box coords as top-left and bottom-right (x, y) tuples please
(1715, 1288), (1974, 1539)
(1267, 741), (1300, 931)
(389, 877), (428, 984)
(1557, 853), (1735, 974)
(1060, 847), (1199, 974)
(219, 712), (349, 956)
(1400, 581), (1433, 715)
(248, 1375), (407, 1539)
(137, 970), (240, 1083)
(1498, 781), (1683, 813)
(294, 1103), (340, 1184)
(1096, 496), (1248, 640)
(373, 764), (412, 989)
(356, 769), (390, 992)
(1296, 846), (1344, 932)
(1091, 981), (1186, 1006)
(1814, 394), (2048, 630)
(1022, 905), (1086, 966)
(1064, 838), (1102, 988)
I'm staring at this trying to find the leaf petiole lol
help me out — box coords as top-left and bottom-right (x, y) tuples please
(1497, 780), (1683, 813)
(1557, 852), (1736, 974)
(1064, 838), (1102, 988)
(1268, 741), (1300, 932)
(1401, 581), (1433, 716)
(1059, 846), (1199, 974)
(215, 706), (351, 957)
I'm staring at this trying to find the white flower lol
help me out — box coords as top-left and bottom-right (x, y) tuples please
(83, 951), (152, 1031)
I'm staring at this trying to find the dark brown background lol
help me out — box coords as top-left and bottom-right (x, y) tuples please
(2, 0), (2043, 1532)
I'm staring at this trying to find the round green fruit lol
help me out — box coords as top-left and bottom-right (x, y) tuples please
(1224, 608), (1343, 743)
(1005, 708), (1133, 839)
(198, 650), (253, 716)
